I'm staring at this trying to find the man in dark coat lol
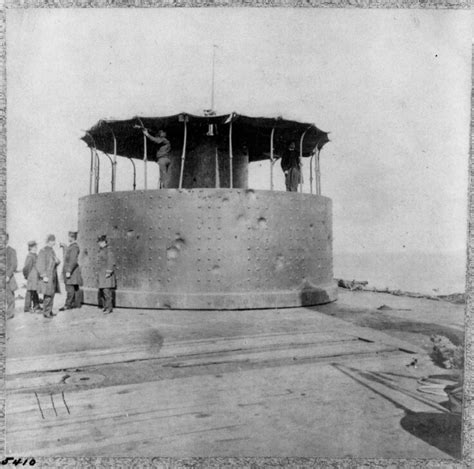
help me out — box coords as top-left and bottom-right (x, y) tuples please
(23, 240), (41, 313)
(37, 234), (61, 318)
(142, 128), (171, 188)
(59, 231), (82, 311)
(6, 234), (18, 319)
(97, 234), (116, 314)
(281, 141), (301, 192)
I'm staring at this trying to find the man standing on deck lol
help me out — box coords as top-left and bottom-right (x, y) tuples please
(37, 234), (61, 318)
(97, 235), (116, 315)
(281, 141), (301, 192)
(59, 231), (82, 311)
(23, 240), (41, 313)
(142, 128), (172, 188)
(6, 234), (18, 319)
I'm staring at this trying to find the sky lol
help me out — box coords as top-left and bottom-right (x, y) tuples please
(5, 8), (472, 292)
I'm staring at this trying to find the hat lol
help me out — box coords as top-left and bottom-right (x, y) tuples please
(97, 234), (107, 243)
(68, 231), (78, 239)
(46, 234), (56, 242)
(27, 240), (37, 249)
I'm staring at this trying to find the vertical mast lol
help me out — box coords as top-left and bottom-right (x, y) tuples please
(211, 44), (217, 111)
(205, 45), (218, 135)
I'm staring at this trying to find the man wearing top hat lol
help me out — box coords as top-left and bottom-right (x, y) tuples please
(6, 233), (18, 319)
(60, 231), (82, 311)
(37, 234), (61, 318)
(97, 234), (116, 314)
(23, 240), (41, 313)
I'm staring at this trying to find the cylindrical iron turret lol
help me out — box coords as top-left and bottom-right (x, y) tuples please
(78, 189), (337, 309)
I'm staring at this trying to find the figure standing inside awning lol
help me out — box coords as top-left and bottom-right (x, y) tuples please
(142, 129), (172, 188)
(281, 141), (301, 192)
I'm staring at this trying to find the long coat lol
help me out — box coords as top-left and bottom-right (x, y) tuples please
(97, 245), (116, 289)
(280, 148), (300, 172)
(23, 252), (39, 291)
(62, 242), (82, 285)
(37, 246), (61, 296)
(6, 246), (18, 292)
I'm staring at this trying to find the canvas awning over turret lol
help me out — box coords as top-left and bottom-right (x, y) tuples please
(81, 113), (329, 163)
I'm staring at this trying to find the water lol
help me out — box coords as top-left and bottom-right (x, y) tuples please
(333, 250), (466, 295)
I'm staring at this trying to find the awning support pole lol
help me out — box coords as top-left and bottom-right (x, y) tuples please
(89, 147), (94, 194)
(215, 148), (220, 188)
(228, 118), (233, 188)
(309, 152), (314, 194)
(101, 122), (118, 192)
(103, 152), (114, 191)
(112, 135), (117, 192)
(86, 131), (98, 194)
(94, 149), (100, 194)
(128, 158), (136, 191)
(179, 115), (188, 189)
(143, 134), (148, 190)
(135, 117), (148, 189)
(315, 149), (321, 195)
(299, 127), (311, 193)
(270, 127), (275, 190)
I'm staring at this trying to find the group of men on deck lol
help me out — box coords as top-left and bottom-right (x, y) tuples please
(6, 232), (116, 319)
(5, 131), (301, 318)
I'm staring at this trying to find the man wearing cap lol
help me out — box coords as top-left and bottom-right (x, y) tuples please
(5, 234), (18, 319)
(37, 234), (61, 318)
(59, 231), (82, 311)
(97, 235), (116, 314)
(142, 129), (172, 188)
(23, 240), (41, 313)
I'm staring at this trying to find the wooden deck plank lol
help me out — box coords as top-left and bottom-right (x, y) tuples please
(7, 360), (448, 458)
(6, 305), (423, 359)
(7, 339), (401, 417)
(7, 329), (403, 375)
(6, 301), (452, 458)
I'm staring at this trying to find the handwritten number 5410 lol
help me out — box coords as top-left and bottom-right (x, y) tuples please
(1, 458), (36, 466)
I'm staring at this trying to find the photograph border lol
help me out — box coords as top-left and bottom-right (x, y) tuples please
(0, 1), (471, 467)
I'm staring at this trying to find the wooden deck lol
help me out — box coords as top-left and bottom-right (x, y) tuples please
(5, 291), (462, 458)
